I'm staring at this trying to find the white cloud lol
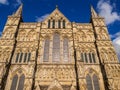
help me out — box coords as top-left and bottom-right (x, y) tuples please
(0, 0), (9, 5)
(14, 0), (22, 7)
(111, 32), (120, 62)
(97, 0), (120, 25)
(35, 14), (49, 22)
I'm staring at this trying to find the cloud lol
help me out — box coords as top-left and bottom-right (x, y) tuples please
(97, 0), (120, 25)
(0, 0), (9, 5)
(35, 14), (49, 22)
(111, 32), (120, 62)
(14, 0), (22, 7)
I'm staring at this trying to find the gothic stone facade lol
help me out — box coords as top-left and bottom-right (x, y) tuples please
(0, 5), (120, 90)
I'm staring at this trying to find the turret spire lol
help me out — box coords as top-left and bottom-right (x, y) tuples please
(14, 4), (23, 16)
(91, 5), (98, 18)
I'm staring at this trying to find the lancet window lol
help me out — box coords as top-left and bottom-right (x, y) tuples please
(63, 38), (69, 62)
(43, 38), (50, 62)
(52, 33), (60, 62)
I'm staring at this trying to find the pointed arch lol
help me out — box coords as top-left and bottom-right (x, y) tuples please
(43, 37), (50, 62)
(52, 33), (60, 62)
(86, 74), (93, 90)
(10, 74), (18, 90)
(63, 37), (69, 62)
(17, 74), (25, 90)
(93, 74), (100, 90)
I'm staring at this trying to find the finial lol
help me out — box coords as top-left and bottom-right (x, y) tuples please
(56, 5), (58, 9)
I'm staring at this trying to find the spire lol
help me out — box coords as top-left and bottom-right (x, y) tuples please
(56, 5), (59, 10)
(14, 4), (23, 16)
(91, 5), (98, 18)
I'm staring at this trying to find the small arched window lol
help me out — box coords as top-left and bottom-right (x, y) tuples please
(23, 53), (27, 62)
(85, 53), (88, 63)
(43, 38), (50, 62)
(63, 20), (65, 28)
(27, 52), (31, 62)
(52, 20), (55, 28)
(10, 74), (18, 90)
(15, 53), (20, 63)
(58, 20), (61, 28)
(63, 38), (69, 62)
(52, 33), (60, 62)
(19, 53), (23, 63)
(48, 20), (50, 28)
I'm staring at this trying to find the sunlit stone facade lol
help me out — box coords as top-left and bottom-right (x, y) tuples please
(0, 4), (120, 90)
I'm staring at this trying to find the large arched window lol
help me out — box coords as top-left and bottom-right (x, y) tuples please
(52, 33), (60, 62)
(63, 38), (69, 62)
(86, 74), (93, 90)
(10, 74), (18, 90)
(43, 38), (50, 62)
(93, 74), (100, 90)
(18, 74), (25, 90)
(10, 74), (25, 90)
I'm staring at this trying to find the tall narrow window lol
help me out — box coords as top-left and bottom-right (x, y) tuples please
(16, 53), (19, 63)
(81, 53), (84, 62)
(52, 20), (55, 28)
(43, 38), (50, 62)
(63, 38), (69, 62)
(86, 74), (93, 90)
(48, 20), (50, 28)
(52, 33), (60, 62)
(63, 20), (65, 28)
(28, 52), (31, 62)
(58, 20), (61, 28)
(93, 75), (100, 90)
(18, 74), (25, 90)
(92, 53), (96, 63)
(19, 53), (23, 63)
(89, 53), (92, 63)
(85, 53), (88, 63)
(24, 53), (27, 62)
(10, 74), (18, 90)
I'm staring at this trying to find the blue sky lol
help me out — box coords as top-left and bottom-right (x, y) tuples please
(0, 0), (120, 60)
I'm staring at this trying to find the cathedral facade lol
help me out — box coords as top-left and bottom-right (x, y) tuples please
(0, 4), (120, 90)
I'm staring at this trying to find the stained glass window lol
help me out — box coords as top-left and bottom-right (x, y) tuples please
(18, 74), (25, 90)
(93, 75), (100, 90)
(86, 74), (93, 90)
(10, 74), (18, 90)
(81, 53), (84, 62)
(52, 33), (60, 62)
(63, 38), (69, 62)
(43, 38), (50, 62)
